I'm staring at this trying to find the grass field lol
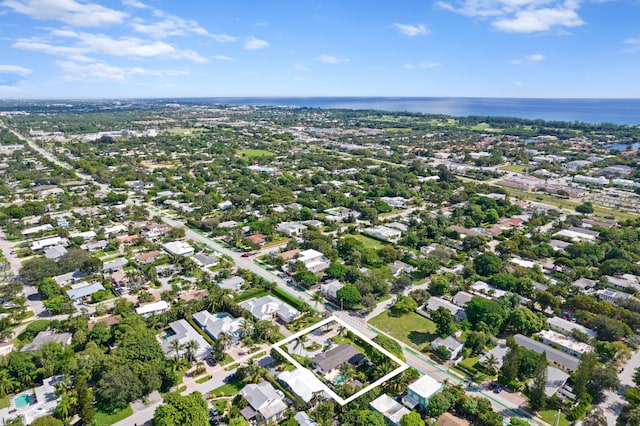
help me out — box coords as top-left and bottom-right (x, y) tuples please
(209, 379), (245, 397)
(500, 164), (529, 172)
(237, 149), (275, 158)
(369, 311), (437, 348)
(350, 234), (386, 250)
(539, 408), (569, 426)
(0, 395), (9, 409)
(94, 405), (133, 426)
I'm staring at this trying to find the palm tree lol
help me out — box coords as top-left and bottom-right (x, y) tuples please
(311, 292), (324, 309)
(54, 391), (75, 423)
(217, 332), (232, 351)
(483, 354), (499, 374)
(185, 339), (200, 362)
(240, 318), (254, 338)
(169, 340), (183, 361)
(0, 370), (17, 397)
(339, 363), (356, 382)
(292, 335), (309, 355)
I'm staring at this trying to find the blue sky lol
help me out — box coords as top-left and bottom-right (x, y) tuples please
(0, 0), (638, 98)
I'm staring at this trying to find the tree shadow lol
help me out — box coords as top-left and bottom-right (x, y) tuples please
(409, 331), (435, 346)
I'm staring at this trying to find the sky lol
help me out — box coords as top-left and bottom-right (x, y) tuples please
(0, 0), (639, 99)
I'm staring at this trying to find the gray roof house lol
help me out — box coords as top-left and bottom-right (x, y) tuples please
(240, 295), (300, 323)
(21, 331), (73, 352)
(218, 276), (245, 292)
(66, 282), (105, 300)
(193, 311), (245, 342)
(514, 334), (580, 371)
(161, 319), (211, 360)
(370, 394), (410, 426)
(192, 253), (219, 267)
(53, 270), (87, 286)
(312, 344), (366, 374)
(423, 297), (467, 322)
(102, 257), (128, 272)
(239, 381), (287, 424)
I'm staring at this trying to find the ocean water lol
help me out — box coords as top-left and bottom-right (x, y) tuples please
(178, 97), (640, 125)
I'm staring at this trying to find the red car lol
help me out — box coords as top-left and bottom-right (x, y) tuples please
(241, 252), (251, 257)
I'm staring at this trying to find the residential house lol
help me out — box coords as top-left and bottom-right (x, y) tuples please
(163, 241), (195, 256)
(52, 271), (86, 286)
(44, 245), (67, 260)
(605, 274), (640, 292)
(598, 288), (632, 305)
(292, 249), (331, 273)
(0, 376), (63, 425)
(431, 336), (464, 359)
(193, 311), (245, 343)
(161, 319), (211, 360)
(538, 330), (593, 357)
(547, 317), (596, 340)
(66, 282), (105, 301)
(31, 236), (67, 251)
(246, 233), (267, 247)
(422, 297), (467, 322)
(70, 230), (97, 241)
(102, 257), (128, 272)
(452, 291), (474, 307)
(136, 300), (170, 317)
(240, 295), (300, 323)
(390, 260), (416, 277)
(513, 334), (580, 371)
(403, 374), (443, 408)
(545, 366), (570, 398)
(239, 381), (287, 424)
(380, 196), (408, 209)
(141, 222), (170, 240)
(370, 394), (410, 426)
(572, 277), (596, 290)
(21, 224), (53, 237)
(135, 250), (163, 265)
(294, 412), (318, 426)
(553, 227), (599, 243)
(21, 331), (73, 352)
(85, 240), (107, 251)
(277, 222), (308, 237)
(218, 276), (245, 292)
(192, 253), (219, 267)
(320, 279), (343, 300)
(103, 224), (127, 237)
(363, 226), (402, 243)
(277, 368), (327, 403)
(312, 344), (366, 375)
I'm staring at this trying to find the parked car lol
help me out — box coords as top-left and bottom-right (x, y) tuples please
(241, 252), (251, 257)
(206, 357), (217, 367)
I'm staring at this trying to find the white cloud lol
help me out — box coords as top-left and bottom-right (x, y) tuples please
(122, 0), (148, 8)
(405, 61), (441, 69)
(625, 38), (640, 52)
(393, 23), (429, 36)
(294, 76), (305, 81)
(244, 36), (268, 50)
(0, 84), (21, 92)
(515, 81), (524, 86)
(0, 64), (32, 76)
(318, 54), (349, 64)
(213, 55), (235, 61)
(509, 53), (545, 64)
(437, 0), (584, 33)
(1, 0), (127, 27)
(56, 60), (188, 81)
(131, 10), (235, 42)
(16, 30), (208, 62)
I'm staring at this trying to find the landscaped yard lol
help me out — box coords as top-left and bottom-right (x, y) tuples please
(0, 395), (9, 409)
(209, 379), (245, 397)
(500, 164), (529, 172)
(539, 408), (569, 426)
(94, 405), (133, 426)
(350, 234), (386, 250)
(369, 311), (437, 348)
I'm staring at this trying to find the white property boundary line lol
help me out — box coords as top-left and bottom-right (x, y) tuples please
(272, 315), (409, 405)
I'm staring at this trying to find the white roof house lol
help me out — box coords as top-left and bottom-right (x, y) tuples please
(547, 317), (596, 340)
(193, 311), (245, 341)
(320, 279), (343, 299)
(538, 330), (593, 357)
(403, 375), (443, 408)
(277, 222), (308, 237)
(161, 319), (211, 360)
(136, 300), (170, 317)
(294, 249), (331, 273)
(31, 236), (66, 251)
(370, 394), (410, 426)
(218, 276), (245, 292)
(21, 224), (54, 236)
(277, 368), (326, 403)
(363, 226), (402, 243)
(239, 381), (287, 423)
(103, 224), (127, 236)
(163, 241), (195, 256)
(240, 295), (300, 323)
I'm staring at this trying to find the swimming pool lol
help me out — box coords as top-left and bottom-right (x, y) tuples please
(215, 313), (231, 319)
(334, 375), (347, 384)
(14, 394), (31, 408)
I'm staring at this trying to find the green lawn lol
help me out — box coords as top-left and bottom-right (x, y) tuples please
(369, 311), (437, 348)
(539, 408), (569, 426)
(94, 405), (133, 426)
(209, 380), (245, 397)
(0, 395), (9, 409)
(195, 374), (212, 384)
(237, 149), (275, 158)
(350, 234), (386, 250)
(500, 164), (529, 172)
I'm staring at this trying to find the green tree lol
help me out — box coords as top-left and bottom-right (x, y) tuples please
(400, 411), (425, 426)
(576, 202), (594, 214)
(528, 352), (547, 411)
(431, 306), (456, 338)
(372, 335), (405, 360)
(354, 410), (386, 426)
(391, 295), (418, 316)
(152, 391), (208, 426)
(97, 366), (143, 408)
(587, 366), (620, 401)
(465, 297), (506, 334)
(473, 253), (502, 276)
(572, 351), (597, 400)
(336, 284), (362, 308)
(434, 345), (452, 361)
(30, 417), (64, 426)
(76, 375), (95, 425)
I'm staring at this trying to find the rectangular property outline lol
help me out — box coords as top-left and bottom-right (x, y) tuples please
(272, 315), (409, 405)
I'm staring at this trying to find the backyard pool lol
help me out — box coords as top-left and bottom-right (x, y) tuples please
(334, 375), (347, 384)
(14, 394), (32, 408)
